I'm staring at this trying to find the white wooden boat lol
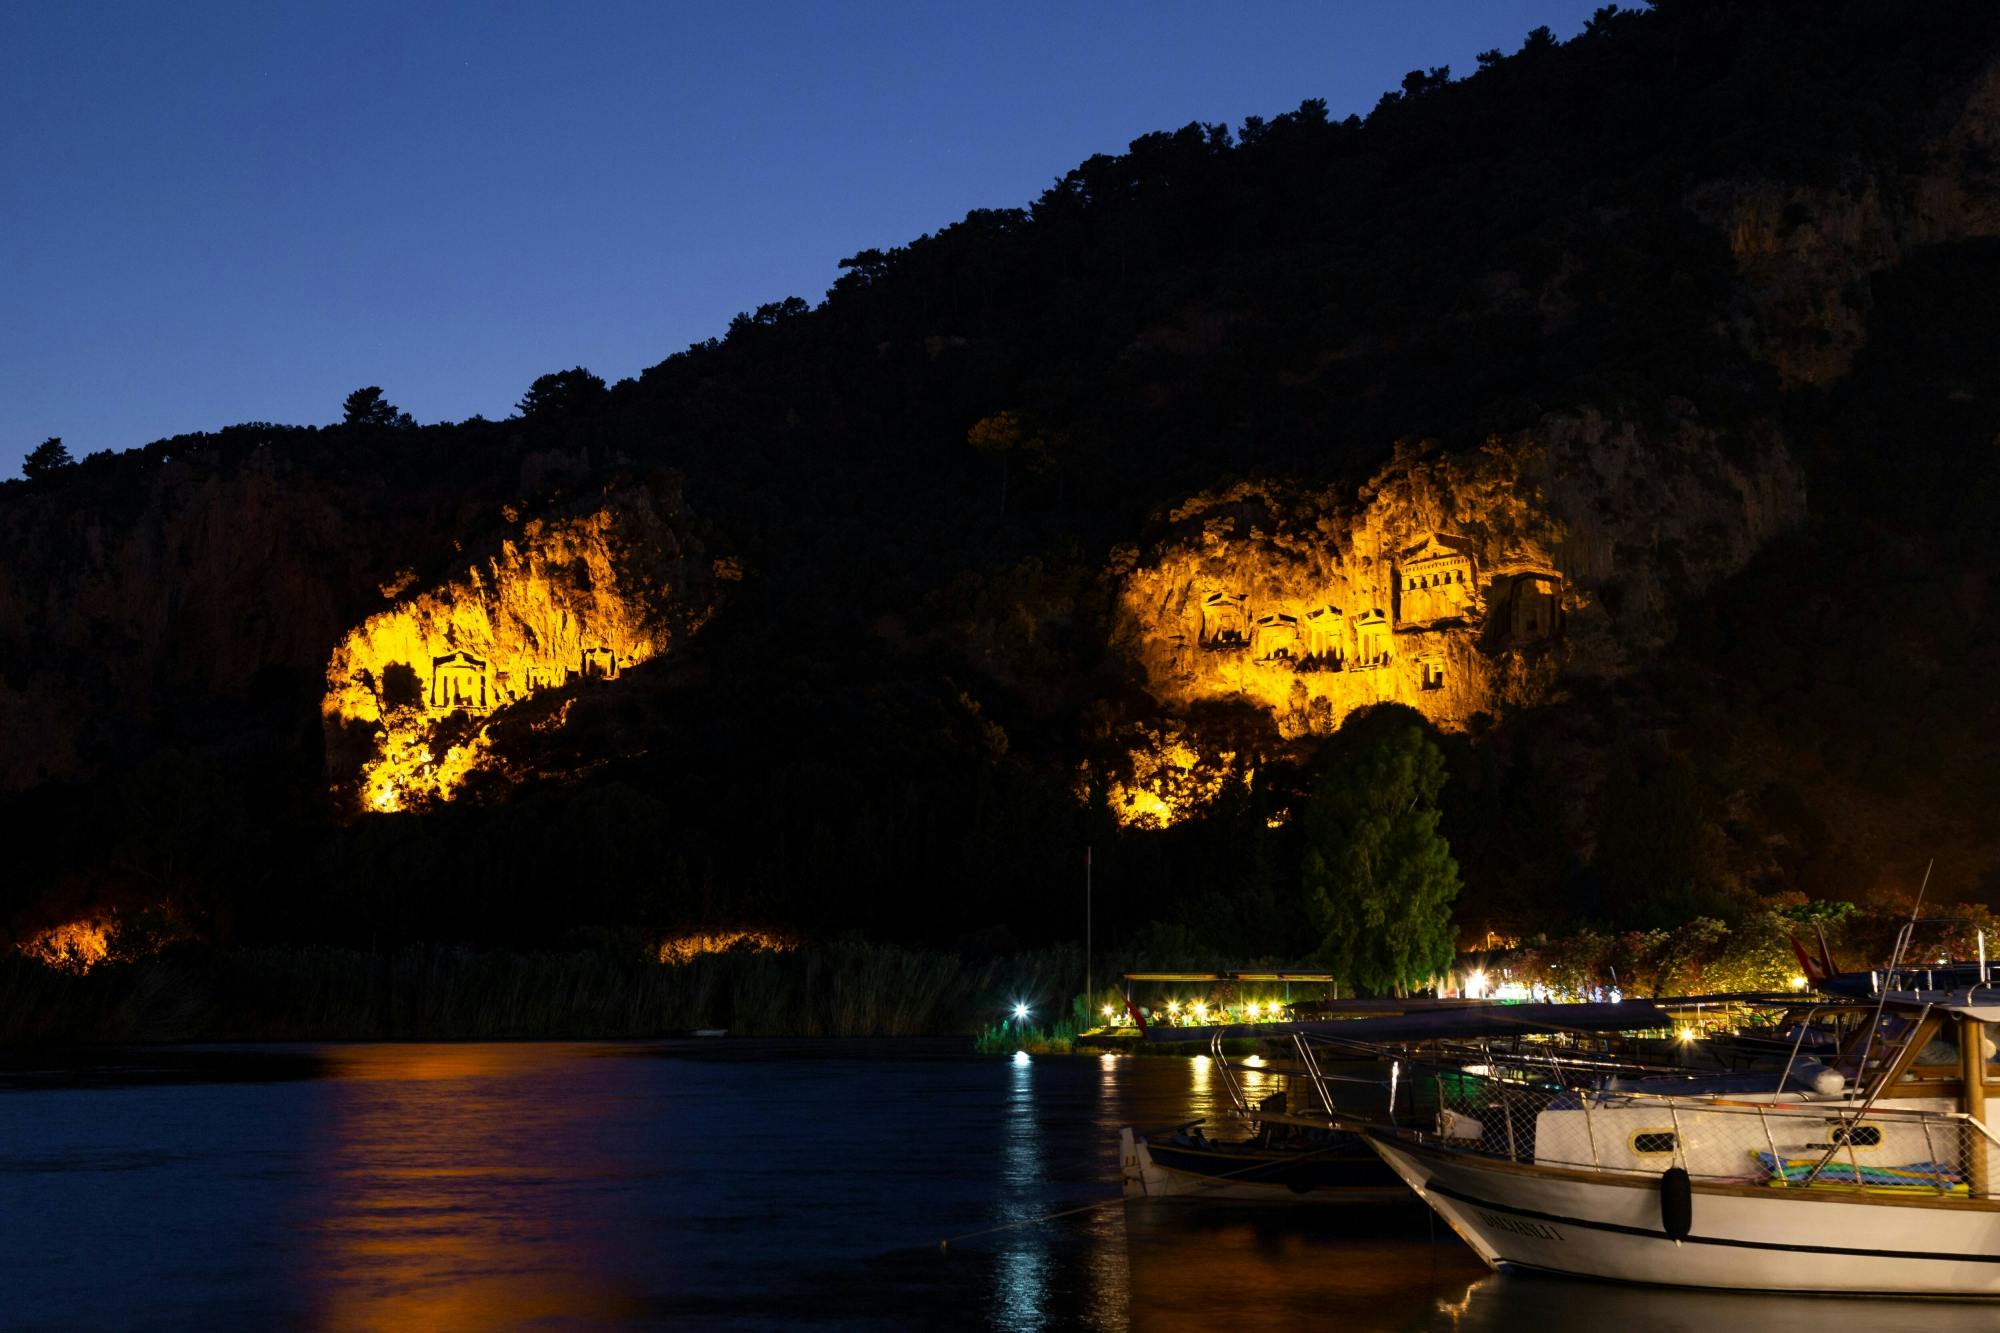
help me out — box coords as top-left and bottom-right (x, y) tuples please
(1153, 960), (2000, 1296)
(1364, 981), (2000, 1295)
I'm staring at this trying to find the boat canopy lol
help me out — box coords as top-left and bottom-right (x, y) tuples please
(1143, 1000), (1681, 1043)
(1871, 995), (2000, 1022)
(1811, 965), (2000, 1019)
(1121, 971), (1339, 983)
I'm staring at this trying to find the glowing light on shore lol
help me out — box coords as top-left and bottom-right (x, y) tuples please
(656, 931), (796, 964)
(1089, 730), (1240, 830)
(18, 918), (111, 974)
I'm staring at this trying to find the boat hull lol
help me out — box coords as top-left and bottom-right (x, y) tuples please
(1368, 1133), (2000, 1297)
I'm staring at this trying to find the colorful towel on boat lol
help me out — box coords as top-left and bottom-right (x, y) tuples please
(1754, 1152), (1964, 1188)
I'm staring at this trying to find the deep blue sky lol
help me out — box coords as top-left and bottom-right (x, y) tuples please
(2, 1), (1609, 476)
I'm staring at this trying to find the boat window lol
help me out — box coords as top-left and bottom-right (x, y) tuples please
(1826, 1123), (1882, 1148)
(1631, 1131), (1677, 1155)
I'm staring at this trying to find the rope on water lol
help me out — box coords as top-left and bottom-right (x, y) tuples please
(936, 1134), (1358, 1251)
(939, 1195), (1129, 1250)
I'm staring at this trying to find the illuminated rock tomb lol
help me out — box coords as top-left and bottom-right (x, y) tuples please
(1199, 591), (1248, 650)
(1396, 532), (1477, 626)
(1300, 604), (1347, 670)
(1251, 611), (1301, 661)
(1499, 572), (1564, 644)
(1354, 608), (1392, 667)
(428, 650), (490, 711)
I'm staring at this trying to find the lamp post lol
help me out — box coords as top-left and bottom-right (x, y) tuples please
(1085, 845), (1093, 1013)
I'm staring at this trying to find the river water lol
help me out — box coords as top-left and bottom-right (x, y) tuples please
(0, 1040), (1991, 1330)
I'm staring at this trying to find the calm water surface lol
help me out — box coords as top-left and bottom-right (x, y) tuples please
(0, 1041), (1992, 1330)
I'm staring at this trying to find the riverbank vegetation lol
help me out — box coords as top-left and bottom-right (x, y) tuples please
(0, 939), (1088, 1044)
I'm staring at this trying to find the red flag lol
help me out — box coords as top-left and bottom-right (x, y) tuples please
(1789, 934), (1822, 981)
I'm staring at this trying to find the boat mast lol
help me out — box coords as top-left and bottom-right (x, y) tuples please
(1963, 1012), (1991, 1197)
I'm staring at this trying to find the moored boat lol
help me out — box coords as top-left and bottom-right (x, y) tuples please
(1152, 958), (2000, 1296)
(1120, 1118), (1405, 1201)
(1364, 972), (2000, 1295)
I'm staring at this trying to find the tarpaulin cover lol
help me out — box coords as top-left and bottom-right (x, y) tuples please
(1143, 1001), (1678, 1043)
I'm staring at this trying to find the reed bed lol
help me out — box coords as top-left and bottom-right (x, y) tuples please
(0, 941), (1089, 1044)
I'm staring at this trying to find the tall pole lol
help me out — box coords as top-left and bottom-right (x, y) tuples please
(1086, 845), (1093, 1010)
(1962, 1014), (1989, 1198)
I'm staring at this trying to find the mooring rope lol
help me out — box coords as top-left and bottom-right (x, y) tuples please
(937, 1133), (1359, 1251)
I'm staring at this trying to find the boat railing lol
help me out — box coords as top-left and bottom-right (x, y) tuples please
(1207, 1029), (1402, 1124)
(1404, 1062), (1997, 1199)
(1215, 1030), (1692, 1132)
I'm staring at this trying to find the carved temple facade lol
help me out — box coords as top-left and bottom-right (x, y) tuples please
(1395, 533), (1476, 627)
(417, 646), (626, 714)
(1175, 532), (1566, 675)
(1126, 530), (1572, 739)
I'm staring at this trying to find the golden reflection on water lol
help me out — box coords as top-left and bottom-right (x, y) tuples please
(1187, 1053), (1210, 1109)
(1121, 1211), (1491, 1333)
(305, 1044), (640, 1330)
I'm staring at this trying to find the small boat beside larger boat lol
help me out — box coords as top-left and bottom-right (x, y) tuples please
(1119, 1117), (1406, 1201)
(1150, 960), (2000, 1297)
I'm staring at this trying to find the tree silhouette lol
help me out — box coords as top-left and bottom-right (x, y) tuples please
(966, 410), (1058, 515)
(342, 386), (413, 429)
(517, 367), (607, 419)
(1300, 718), (1461, 995)
(1520, 24), (1558, 56)
(22, 437), (73, 479)
(1400, 66), (1452, 98)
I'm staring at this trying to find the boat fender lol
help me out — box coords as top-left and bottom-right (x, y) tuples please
(1660, 1166), (1693, 1241)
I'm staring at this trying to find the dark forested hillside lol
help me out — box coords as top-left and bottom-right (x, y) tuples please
(7, 0), (2000, 973)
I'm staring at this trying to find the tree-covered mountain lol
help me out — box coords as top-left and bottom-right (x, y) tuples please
(7, 0), (2000, 970)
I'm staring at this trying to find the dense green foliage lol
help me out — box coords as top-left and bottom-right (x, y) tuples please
(1301, 718), (1461, 993)
(1488, 899), (2000, 999)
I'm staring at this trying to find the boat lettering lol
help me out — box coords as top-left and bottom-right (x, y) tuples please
(1474, 1207), (1561, 1242)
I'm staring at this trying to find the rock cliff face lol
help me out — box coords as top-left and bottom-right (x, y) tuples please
(0, 433), (713, 808)
(1697, 56), (2000, 385)
(1105, 410), (1805, 823)
(9, 5), (2000, 960)
(322, 486), (715, 812)
(0, 442), (386, 791)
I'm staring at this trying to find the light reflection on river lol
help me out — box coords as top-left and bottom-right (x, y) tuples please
(0, 1041), (1995, 1330)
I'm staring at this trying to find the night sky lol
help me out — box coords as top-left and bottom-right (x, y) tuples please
(3, 1), (1608, 476)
